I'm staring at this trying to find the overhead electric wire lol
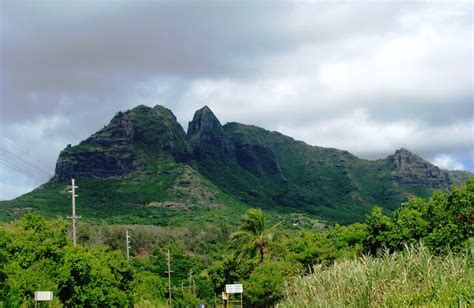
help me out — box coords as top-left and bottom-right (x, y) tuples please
(0, 159), (46, 183)
(0, 146), (52, 177)
(0, 158), (33, 177)
(0, 138), (54, 170)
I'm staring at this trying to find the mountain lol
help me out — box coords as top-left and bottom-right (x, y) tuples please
(0, 105), (471, 225)
(54, 105), (191, 182)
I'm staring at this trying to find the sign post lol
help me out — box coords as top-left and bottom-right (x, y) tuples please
(225, 284), (243, 308)
(34, 291), (53, 307)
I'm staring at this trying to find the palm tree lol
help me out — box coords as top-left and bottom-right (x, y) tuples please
(229, 208), (282, 263)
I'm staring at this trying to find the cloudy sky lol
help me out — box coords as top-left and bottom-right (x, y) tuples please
(0, 0), (472, 200)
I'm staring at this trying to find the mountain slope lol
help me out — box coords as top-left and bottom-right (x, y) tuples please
(0, 105), (471, 225)
(187, 111), (466, 222)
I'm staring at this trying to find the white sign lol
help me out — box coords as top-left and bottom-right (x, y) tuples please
(35, 291), (53, 301)
(225, 284), (243, 294)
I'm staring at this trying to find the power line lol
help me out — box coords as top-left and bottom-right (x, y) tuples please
(0, 151), (51, 181)
(0, 138), (54, 170)
(0, 157), (45, 179)
(0, 159), (46, 183)
(0, 147), (52, 177)
(0, 159), (35, 178)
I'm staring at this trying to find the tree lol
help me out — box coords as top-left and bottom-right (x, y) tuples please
(0, 214), (68, 306)
(425, 178), (474, 253)
(362, 177), (474, 255)
(362, 207), (394, 254)
(229, 208), (283, 263)
(244, 260), (298, 307)
(57, 246), (134, 306)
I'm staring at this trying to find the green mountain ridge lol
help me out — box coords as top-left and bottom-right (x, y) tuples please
(0, 105), (471, 225)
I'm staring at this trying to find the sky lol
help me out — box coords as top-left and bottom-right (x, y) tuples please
(0, 0), (472, 200)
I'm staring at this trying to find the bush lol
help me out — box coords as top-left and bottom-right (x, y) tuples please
(363, 178), (474, 254)
(245, 260), (299, 307)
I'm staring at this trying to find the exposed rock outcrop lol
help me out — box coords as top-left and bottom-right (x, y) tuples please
(54, 105), (191, 182)
(386, 148), (451, 188)
(187, 106), (232, 157)
(49, 104), (470, 224)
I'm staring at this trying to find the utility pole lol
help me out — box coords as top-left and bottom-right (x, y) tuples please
(125, 230), (131, 260)
(189, 270), (192, 293)
(165, 249), (173, 308)
(67, 178), (80, 246)
(189, 270), (196, 296)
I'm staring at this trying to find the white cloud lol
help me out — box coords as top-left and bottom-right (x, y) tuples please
(431, 154), (465, 170)
(0, 1), (472, 200)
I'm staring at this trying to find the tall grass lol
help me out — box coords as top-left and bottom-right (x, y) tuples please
(279, 244), (473, 307)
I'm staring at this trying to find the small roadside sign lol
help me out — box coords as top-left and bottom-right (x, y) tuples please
(34, 291), (53, 301)
(225, 284), (243, 294)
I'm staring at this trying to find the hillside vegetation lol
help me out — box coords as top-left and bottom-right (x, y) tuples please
(0, 178), (472, 306)
(1, 105), (470, 225)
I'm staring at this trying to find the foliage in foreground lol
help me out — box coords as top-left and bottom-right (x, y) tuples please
(0, 215), (206, 307)
(230, 208), (285, 263)
(0, 179), (471, 306)
(279, 244), (473, 307)
(364, 177), (473, 254)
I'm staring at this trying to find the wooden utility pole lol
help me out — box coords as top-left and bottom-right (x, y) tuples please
(125, 230), (131, 260)
(67, 178), (80, 246)
(165, 249), (173, 308)
(188, 270), (196, 295)
(189, 270), (192, 294)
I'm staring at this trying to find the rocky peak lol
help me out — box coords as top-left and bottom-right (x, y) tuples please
(386, 148), (450, 188)
(53, 104), (190, 182)
(187, 106), (231, 158)
(187, 106), (222, 138)
(390, 148), (418, 170)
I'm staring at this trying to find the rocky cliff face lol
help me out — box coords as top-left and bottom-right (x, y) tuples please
(188, 108), (284, 178)
(54, 105), (190, 182)
(385, 148), (451, 188)
(187, 106), (231, 158)
(50, 104), (471, 223)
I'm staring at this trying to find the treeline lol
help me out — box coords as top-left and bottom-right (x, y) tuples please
(0, 178), (472, 306)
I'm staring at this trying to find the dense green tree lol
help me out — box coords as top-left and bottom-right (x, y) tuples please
(57, 246), (134, 306)
(230, 208), (283, 263)
(207, 253), (255, 294)
(363, 206), (394, 254)
(131, 270), (167, 305)
(425, 179), (474, 253)
(244, 260), (298, 307)
(363, 178), (474, 254)
(287, 223), (367, 269)
(0, 214), (68, 305)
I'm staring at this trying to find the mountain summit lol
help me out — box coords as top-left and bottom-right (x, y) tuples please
(187, 106), (229, 158)
(387, 148), (449, 188)
(2, 105), (470, 224)
(188, 106), (223, 139)
(54, 105), (190, 182)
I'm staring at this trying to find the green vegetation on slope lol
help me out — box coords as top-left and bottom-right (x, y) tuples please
(193, 121), (451, 224)
(0, 179), (472, 306)
(4, 105), (467, 227)
(0, 162), (250, 226)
